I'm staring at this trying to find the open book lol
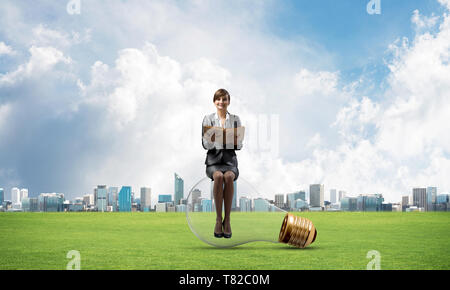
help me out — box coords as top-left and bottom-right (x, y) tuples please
(203, 125), (245, 146)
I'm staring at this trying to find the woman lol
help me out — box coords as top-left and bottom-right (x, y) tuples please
(202, 88), (243, 239)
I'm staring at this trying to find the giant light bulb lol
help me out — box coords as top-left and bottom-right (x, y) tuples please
(186, 177), (317, 248)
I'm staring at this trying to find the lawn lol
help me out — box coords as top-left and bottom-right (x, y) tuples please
(0, 212), (449, 270)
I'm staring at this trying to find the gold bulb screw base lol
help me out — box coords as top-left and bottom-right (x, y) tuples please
(278, 213), (317, 248)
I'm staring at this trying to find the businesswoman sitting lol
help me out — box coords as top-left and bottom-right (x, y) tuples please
(202, 89), (243, 239)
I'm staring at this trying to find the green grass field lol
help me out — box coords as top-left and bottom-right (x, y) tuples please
(0, 212), (449, 270)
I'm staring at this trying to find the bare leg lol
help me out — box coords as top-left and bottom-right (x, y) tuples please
(213, 171), (224, 234)
(223, 171), (235, 234)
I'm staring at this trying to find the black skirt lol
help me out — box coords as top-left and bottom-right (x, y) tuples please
(206, 164), (239, 181)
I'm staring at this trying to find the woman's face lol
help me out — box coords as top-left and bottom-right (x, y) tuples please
(214, 95), (230, 111)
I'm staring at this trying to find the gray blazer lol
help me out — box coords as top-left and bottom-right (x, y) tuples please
(202, 112), (242, 166)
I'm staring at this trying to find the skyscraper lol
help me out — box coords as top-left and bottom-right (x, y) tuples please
(254, 198), (270, 212)
(140, 187), (152, 212)
(341, 197), (357, 211)
(38, 193), (64, 212)
(191, 189), (201, 208)
(96, 185), (107, 212)
(239, 197), (251, 212)
(310, 184), (324, 208)
(330, 189), (337, 204)
(0, 188), (4, 205)
(402, 195), (409, 211)
(119, 186), (132, 212)
(94, 187), (98, 208)
(11, 187), (20, 208)
(107, 187), (118, 211)
(426, 187), (437, 211)
(20, 188), (28, 201)
(298, 191), (306, 201)
(338, 190), (346, 202)
(275, 194), (284, 208)
(83, 194), (94, 209)
(356, 194), (384, 211)
(286, 191), (304, 209)
(174, 173), (184, 206)
(201, 199), (212, 212)
(413, 188), (427, 209)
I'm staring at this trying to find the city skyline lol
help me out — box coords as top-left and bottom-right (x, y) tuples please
(2, 172), (449, 213)
(2, 179), (450, 206)
(1, 1), (450, 205)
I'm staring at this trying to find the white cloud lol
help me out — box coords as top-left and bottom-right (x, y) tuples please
(293, 69), (339, 96)
(0, 41), (16, 56)
(0, 45), (72, 85)
(79, 42), (229, 129)
(31, 24), (91, 48)
(411, 9), (439, 31)
(438, 0), (450, 10)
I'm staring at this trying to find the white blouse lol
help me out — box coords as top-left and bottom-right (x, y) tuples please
(202, 111), (242, 150)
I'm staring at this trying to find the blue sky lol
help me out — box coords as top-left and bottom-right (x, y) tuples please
(1, 0), (450, 203)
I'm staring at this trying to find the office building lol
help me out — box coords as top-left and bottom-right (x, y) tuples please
(11, 187), (21, 208)
(254, 198), (270, 212)
(436, 194), (450, 211)
(158, 194), (172, 203)
(275, 194), (284, 208)
(176, 204), (186, 212)
(426, 187), (437, 211)
(356, 194), (384, 211)
(156, 202), (167, 212)
(191, 188), (202, 206)
(413, 188), (427, 209)
(437, 194), (449, 204)
(96, 185), (107, 212)
(294, 199), (308, 211)
(83, 194), (94, 208)
(140, 187), (152, 212)
(201, 199), (212, 212)
(402, 195), (409, 211)
(20, 188), (28, 200)
(382, 203), (393, 212)
(330, 189), (337, 204)
(70, 197), (84, 212)
(21, 197), (30, 212)
(340, 197), (357, 211)
(338, 191), (346, 202)
(107, 187), (118, 211)
(239, 197), (251, 212)
(298, 191), (306, 202)
(174, 173), (184, 205)
(38, 193), (65, 212)
(287, 191), (304, 209)
(21, 197), (38, 212)
(310, 184), (324, 208)
(93, 187), (98, 207)
(119, 186), (132, 212)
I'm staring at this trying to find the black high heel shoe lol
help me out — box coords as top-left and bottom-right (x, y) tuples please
(214, 221), (224, 238)
(223, 221), (232, 239)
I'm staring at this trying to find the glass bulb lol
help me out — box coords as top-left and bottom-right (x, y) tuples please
(185, 177), (317, 248)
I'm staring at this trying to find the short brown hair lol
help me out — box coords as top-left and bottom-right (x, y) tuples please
(213, 88), (230, 102)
